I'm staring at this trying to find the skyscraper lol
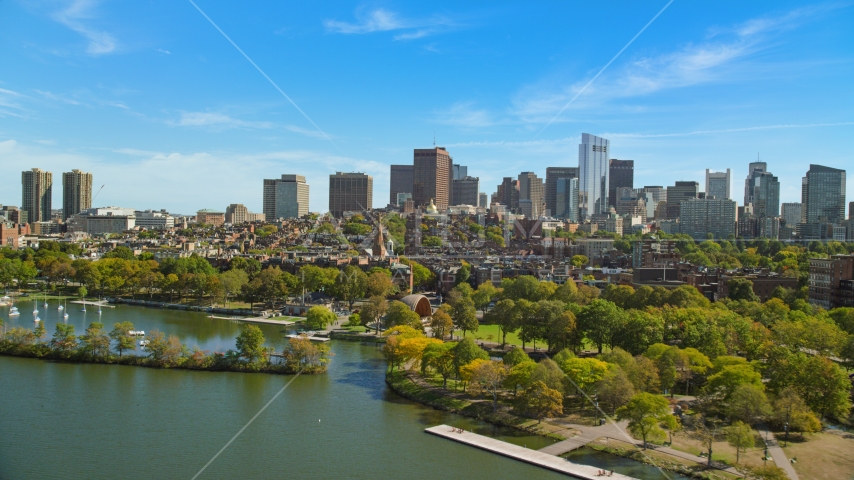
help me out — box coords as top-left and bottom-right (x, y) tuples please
(263, 174), (309, 220)
(329, 172), (372, 218)
(665, 181), (699, 219)
(21, 168), (52, 223)
(452, 164), (468, 180)
(753, 172), (780, 218)
(518, 172), (545, 218)
(608, 159), (633, 208)
(802, 164), (846, 224)
(496, 177), (519, 212)
(61, 169), (93, 221)
(679, 197), (736, 240)
(545, 167), (578, 218)
(642, 186), (667, 220)
(781, 203), (802, 227)
(413, 147), (451, 210)
(705, 169), (731, 200)
(555, 177), (579, 222)
(389, 165), (414, 206)
(452, 176), (479, 206)
(578, 133), (610, 219)
(744, 161), (767, 207)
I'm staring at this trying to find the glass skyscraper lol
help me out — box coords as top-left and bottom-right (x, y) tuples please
(802, 164), (846, 224)
(578, 133), (609, 220)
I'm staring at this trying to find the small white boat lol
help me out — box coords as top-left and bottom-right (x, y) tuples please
(9, 307), (20, 316)
(139, 339), (150, 347)
(58, 304), (64, 311)
(33, 308), (39, 314)
(63, 311), (69, 320)
(34, 317), (40, 323)
(44, 300), (48, 307)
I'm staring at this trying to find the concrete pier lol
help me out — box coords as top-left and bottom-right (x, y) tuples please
(209, 315), (296, 326)
(426, 425), (635, 479)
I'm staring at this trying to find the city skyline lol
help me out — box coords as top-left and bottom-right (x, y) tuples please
(1, 1), (853, 213)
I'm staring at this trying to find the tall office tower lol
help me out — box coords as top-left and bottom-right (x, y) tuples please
(555, 177), (579, 222)
(781, 203), (802, 227)
(452, 164), (468, 180)
(452, 176), (480, 206)
(413, 147), (451, 210)
(744, 161), (768, 207)
(545, 167), (579, 218)
(518, 172), (545, 218)
(608, 159), (634, 208)
(665, 181), (699, 219)
(496, 177), (520, 212)
(642, 186), (667, 220)
(705, 169), (731, 200)
(329, 172), (372, 218)
(849, 201), (854, 220)
(479, 192), (488, 208)
(752, 171), (780, 217)
(802, 164), (846, 224)
(389, 165), (414, 206)
(61, 169), (93, 221)
(578, 133), (610, 219)
(263, 174), (310, 220)
(679, 197), (737, 240)
(21, 168), (53, 223)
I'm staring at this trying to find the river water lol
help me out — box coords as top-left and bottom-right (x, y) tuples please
(0, 300), (682, 479)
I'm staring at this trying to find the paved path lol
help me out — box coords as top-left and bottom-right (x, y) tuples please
(757, 424), (799, 480)
(426, 425), (635, 479)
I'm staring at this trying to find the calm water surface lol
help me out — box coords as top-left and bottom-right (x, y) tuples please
(0, 301), (673, 479)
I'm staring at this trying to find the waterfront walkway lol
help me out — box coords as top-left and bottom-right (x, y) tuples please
(426, 425), (635, 479)
(209, 315), (296, 326)
(757, 423), (799, 480)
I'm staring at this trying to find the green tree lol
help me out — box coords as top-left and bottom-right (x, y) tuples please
(501, 275), (541, 301)
(448, 290), (478, 336)
(365, 271), (394, 298)
(79, 322), (110, 358)
(49, 323), (78, 356)
(770, 388), (822, 436)
(617, 392), (674, 448)
(422, 341), (457, 388)
(429, 306), (453, 339)
(727, 278), (759, 302)
(305, 306), (337, 330)
(361, 295), (389, 335)
(470, 360), (508, 411)
(236, 324), (266, 363)
(578, 299), (625, 353)
(504, 360), (536, 395)
(332, 266), (367, 309)
(705, 364), (763, 400)
(570, 255), (589, 267)
(502, 347), (529, 366)
(77, 286), (88, 299)
(485, 298), (519, 347)
(385, 300), (422, 329)
(725, 421), (754, 464)
(725, 384), (772, 425)
(472, 281), (497, 313)
(515, 380), (563, 423)
(109, 321), (136, 357)
(219, 269), (249, 306)
(595, 367), (636, 415)
(452, 337), (489, 377)
(33, 320), (46, 344)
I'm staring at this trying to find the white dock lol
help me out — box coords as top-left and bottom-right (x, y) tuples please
(425, 425), (635, 480)
(209, 315), (296, 326)
(69, 300), (115, 308)
(285, 334), (330, 342)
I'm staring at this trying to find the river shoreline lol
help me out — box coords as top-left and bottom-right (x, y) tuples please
(385, 370), (727, 480)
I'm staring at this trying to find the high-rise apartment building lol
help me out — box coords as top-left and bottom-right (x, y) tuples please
(545, 167), (578, 218)
(781, 203), (802, 227)
(496, 177), (519, 212)
(479, 192), (488, 208)
(452, 164), (468, 180)
(329, 172), (372, 218)
(61, 169), (93, 221)
(389, 165), (414, 206)
(608, 159), (633, 208)
(849, 201), (854, 220)
(665, 181), (699, 219)
(802, 164), (846, 224)
(705, 169), (731, 200)
(753, 172), (780, 218)
(680, 197), (736, 240)
(21, 168), (53, 223)
(225, 204), (265, 224)
(452, 176), (479, 206)
(578, 133), (610, 219)
(744, 161), (768, 207)
(518, 172), (545, 218)
(555, 177), (579, 222)
(263, 174), (309, 220)
(413, 147), (451, 210)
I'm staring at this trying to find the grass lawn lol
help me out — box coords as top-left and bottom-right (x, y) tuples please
(781, 431), (854, 480)
(668, 429), (769, 469)
(345, 325), (368, 332)
(467, 324), (526, 347)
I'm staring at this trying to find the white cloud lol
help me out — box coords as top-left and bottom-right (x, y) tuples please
(169, 112), (273, 129)
(51, 0), (117, 55)
(285, 125), (335, 140)
(0, 139), (17, 154)
(156, 49), (171, 55)
(323, 8), (456, 40)
(602, 122), (854, 138)
(34, 89), (83, 106)
(433, 102), (495, 128)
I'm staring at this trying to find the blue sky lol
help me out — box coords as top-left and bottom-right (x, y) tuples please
(1, 0), (852, 214)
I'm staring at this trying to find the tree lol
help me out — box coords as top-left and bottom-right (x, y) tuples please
(595, 368), (635, 415)
(472, 282), (497, 313)
(502, 347), (529, 367)
(77, 286), (88, 299)
(725, 421), (754, 464)
(50, 323), (77, 355)
(33, 320), (46, 344)
(305, 306), (337, 330)
(79, 322), (110, 358)
(384, 300), (421, 330)
(548, 310), (580, 354)
(448, 291), (478, 336)
(530, 358), (568, 395)
(501, 275), (541, 301)
(570, 255), (589, 268)
(361, 295), (388, 335)
(236, 324), (266, 363)
(725, 384), (772, 425)
(470, 360), (508, 411)
(486, 299), (519, 347)
(452, 337), (489, 378)
(728, 278), (758, 302)
(504, 360), (536, 395)
(332, 266), (367, 309)
(422, 341), (457, 388)
(430, 306), (453, 340)
(109, 321), (136, 357)
(578, 299), (625, 353)
(365, 271), (394, 298)
(612, 309), (664, 355)
(770, 388), (821, 436)
(616, 392), (674, 448)
(219, 269), (249, 306)
(515, 380), (563, 423)
(705, 364), (763, 400)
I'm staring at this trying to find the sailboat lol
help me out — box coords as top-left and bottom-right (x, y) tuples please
(9, 306), (20, 316)
(33, 304), (39, 314)
(81, 297), (86, 312)
(63, 299), (69, 320)
(34, 317), (40, 323)
(58, 301), (64, 311)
